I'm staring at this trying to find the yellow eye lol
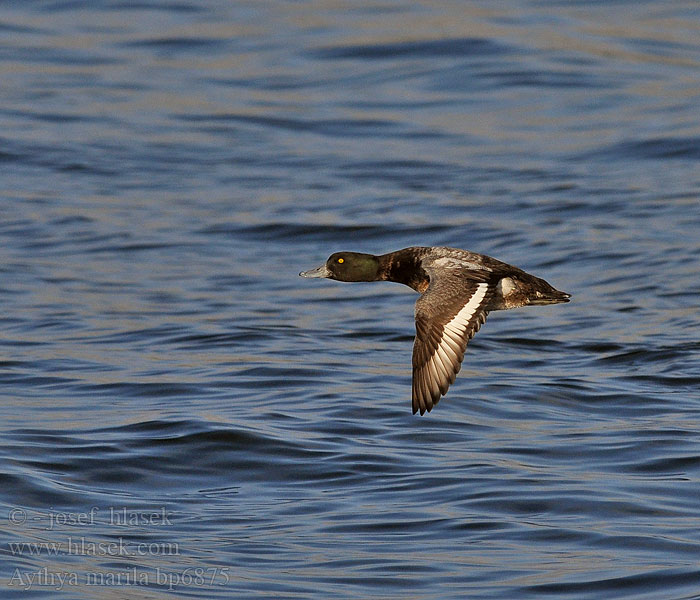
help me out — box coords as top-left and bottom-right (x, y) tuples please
(337, 258), (344, 264)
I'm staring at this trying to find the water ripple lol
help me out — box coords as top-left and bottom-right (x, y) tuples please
(1, 1), (699, 598)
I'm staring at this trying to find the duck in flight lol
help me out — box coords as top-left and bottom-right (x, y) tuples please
(300, 246), (570, 415)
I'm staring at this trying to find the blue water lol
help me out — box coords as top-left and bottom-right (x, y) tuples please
(1, 1), (700, 598)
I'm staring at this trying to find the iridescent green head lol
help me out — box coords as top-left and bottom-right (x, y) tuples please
(299, 252), (380, 282)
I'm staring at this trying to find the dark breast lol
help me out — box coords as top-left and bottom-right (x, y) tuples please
(380, 249), (430, 292)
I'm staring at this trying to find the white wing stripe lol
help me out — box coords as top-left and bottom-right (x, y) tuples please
(432, 283), (489, 366)
(443, 283), (489, 333)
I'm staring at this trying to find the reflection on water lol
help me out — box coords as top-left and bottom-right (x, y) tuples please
(1, 1), (699, 598)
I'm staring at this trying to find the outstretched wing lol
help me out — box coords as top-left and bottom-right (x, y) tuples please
(412, 275), (493, 415)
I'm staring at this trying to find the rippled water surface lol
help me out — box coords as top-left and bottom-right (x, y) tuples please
(1, 1), (700, 598)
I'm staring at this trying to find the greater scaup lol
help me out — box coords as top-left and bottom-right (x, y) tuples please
(300, 246), (570, 415)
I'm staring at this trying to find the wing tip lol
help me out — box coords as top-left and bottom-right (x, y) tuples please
(412, 387), (440, 416)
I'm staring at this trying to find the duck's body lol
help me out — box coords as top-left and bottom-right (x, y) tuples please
(300, 246), (570, 415)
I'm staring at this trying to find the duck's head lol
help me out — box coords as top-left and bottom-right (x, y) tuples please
(299, 252), (380, 282)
